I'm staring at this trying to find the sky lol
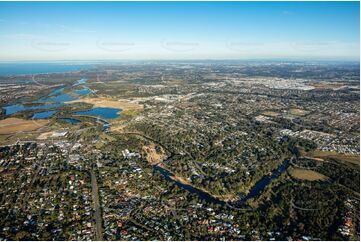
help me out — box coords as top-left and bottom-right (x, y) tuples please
(0, 1), (359, 61)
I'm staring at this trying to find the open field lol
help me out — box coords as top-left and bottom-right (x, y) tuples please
(0, 118), (49, 135)
(288, 167), (328, 181)
(289, 108), (309, 116)
(67, 97), (143, 112)
(262, 111), (279, 117)
(301, 149), (360, 166)
(310, 81), (348, 90)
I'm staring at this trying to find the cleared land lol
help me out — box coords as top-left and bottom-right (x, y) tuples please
(67, 97), (143, 112)
(0, 118), (49, 135)
(289, 108), (309, 116)
(301, 149), (360, 166)
(142, 144), (167, 165)
(310, 81), (347, 90)
(262, 111), (279, 117)
(288, 167), (328, 181)
(37, 131), (54, 140)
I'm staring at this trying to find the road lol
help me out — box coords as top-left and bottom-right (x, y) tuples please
(90, 170), (103, 241)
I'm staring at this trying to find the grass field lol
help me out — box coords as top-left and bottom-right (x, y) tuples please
(262, 111), (279, 117)
(67, 97), (143, 112)
(289, 108), (309, 116)
(310, 81), (346, 90)
(288, 167), (328, 181)
(0, 118), (49, 135)
(301, 149), (360, 166)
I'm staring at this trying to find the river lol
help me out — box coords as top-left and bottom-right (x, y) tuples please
(154, 159), (290, 208)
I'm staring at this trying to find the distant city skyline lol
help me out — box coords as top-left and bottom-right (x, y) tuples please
(0, 1), (359, 61)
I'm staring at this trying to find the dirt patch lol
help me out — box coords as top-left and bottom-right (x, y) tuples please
(0, 118), (49, 135)
(262, 111), (279, 117)
(110, 124), (127, 132)
(37, 130), (68, 140)
(310, 82), (346, 90)
(289, 108), (309, 116)
(67, 97), (143, 112)
(142, 144), (167, 165)
(288, 167), (328, 181)
(37, 131), (53, 140)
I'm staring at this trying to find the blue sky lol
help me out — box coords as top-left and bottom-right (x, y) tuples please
(0, 1), (359, 61)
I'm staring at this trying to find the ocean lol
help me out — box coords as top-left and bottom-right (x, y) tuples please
(0, 62), (94, 76)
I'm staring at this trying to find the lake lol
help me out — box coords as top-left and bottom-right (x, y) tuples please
(74, 107), (122, 119)
(3, 78), (122, 132)
(4, 103), (65, 115)
(4, 80), (83, 115)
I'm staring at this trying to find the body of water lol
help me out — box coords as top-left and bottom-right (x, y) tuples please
(154, 159), (290, 207)
(95, 118), (110, 132)
(239, 159), (290, 203)
(4, 81), (84, 115)
(47, 87), (64, 97)
(32, 110), (57, 119)
(74, 107), (121, 119)
(73, 78), (88, 86)
(4, 103), (65, 115)
(3, 77), (121, 132)
(74, 88), (92, 95)
(0, 63), (93, 76)
(37, 93), (78, 103)
(154, 165), (225, 205)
